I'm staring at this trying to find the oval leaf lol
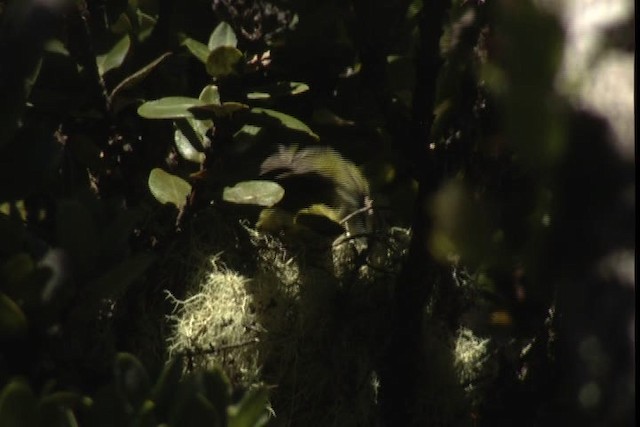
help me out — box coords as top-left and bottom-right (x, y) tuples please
(174, 128), (205, 163)
(148, 168), (192, 208)
(181, 36), (210, 63)
(208, 22), (238, 50)
(138, 97), (204, 119)
(223, 181), (284, 207)
(96, 35), (131, 76)
(206, 46), (243, 78)
(250, 108), (319, 141)
(199, 85), (221, 105)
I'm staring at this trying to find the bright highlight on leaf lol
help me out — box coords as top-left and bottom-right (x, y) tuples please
(208, 22), (238, 50)
(199, 85), (221, 105)
(148, 168), (192, 209)
(174, 127), (206, 164)
(250, 108), (319, 141)
(96, 35), (131, 76)
(223, 181), (284, 207)
(181, 37), (210, 63)
(138, 97), (205, 119)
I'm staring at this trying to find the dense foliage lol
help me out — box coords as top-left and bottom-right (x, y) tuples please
(0, 0), (634, 426)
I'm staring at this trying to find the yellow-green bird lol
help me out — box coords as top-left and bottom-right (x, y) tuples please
(260, 144), (372, 236)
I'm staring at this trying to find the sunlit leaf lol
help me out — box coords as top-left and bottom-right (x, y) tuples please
(223, 181), (284, 207)
(250, 108), (319, 140)
(174, 126), (206, 164)
(43, 39), (70, 56)
(137, 97), (204, 119)
(181, 36), (210, 63)
(199, 85), (221, 105)
(208, 21), (238, 50)
(148, 168), (192, 208)
(96, 35), (131, 76)
(206, 46), (243, 78)
(247, 92), (270, 100)
(174, 117), (213, 153)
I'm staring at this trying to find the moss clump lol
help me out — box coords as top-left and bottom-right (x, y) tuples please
(166, 258), (262, 386)
(166, 223), (410, 425)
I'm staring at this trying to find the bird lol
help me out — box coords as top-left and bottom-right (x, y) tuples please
(259, 144), (372, 236)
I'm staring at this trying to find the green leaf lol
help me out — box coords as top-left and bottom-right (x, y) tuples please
(136, 10), (157, 42)
(206, 46), (243, 78)
(137, 97), (204, 119)
(43, 39), (70, 56)
(233, 124), (263, 148)
(174, 126), (206, 164)
(0, 379), (38, 427)
(148, 168), (192, 208)
(223, 181), (284, 207)
(199, 85), (221, 105)
(208, 22), (238, 50)
(110, 52), (172, 101)
(249, 108), (319, 141)
(114, 353), (151, 412)
(246, 82), (309, 100)
(111, 12), (133, 35)
(0, 293), (28, 342)
(176, 117), (213, 150)
(228, 388), (269, 427)
(181, 37), (210, 63)
(96, 35), (131, 76)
